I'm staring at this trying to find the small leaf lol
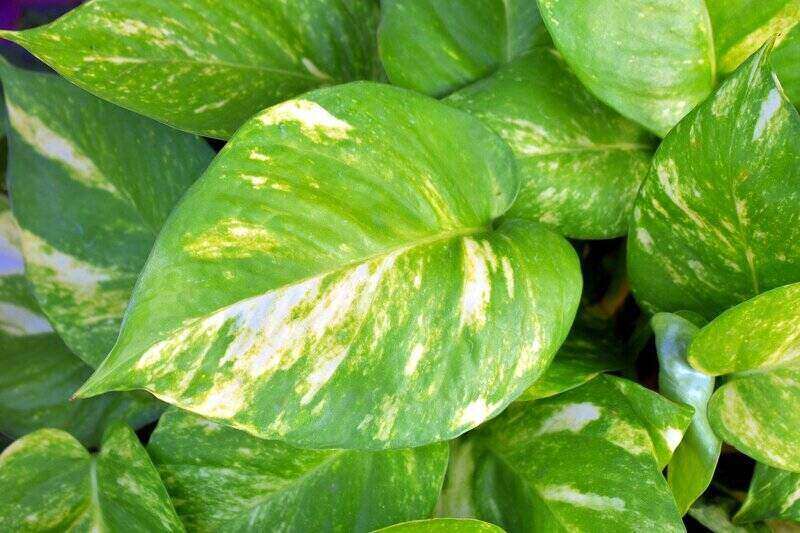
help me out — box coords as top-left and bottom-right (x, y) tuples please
(147, 409), (448, 532)
(706, 0), (800, 74)
(378, 0), (548, 97)
(688, 282), (800, 472)
(652, 312), (721, 515)
(0, 0), (380, 138)
(537, 0), (716, 136)
(628, 44), (800, 319)
(446, 49), (654, 239)
(0, 423), (183, 532)
(76, 82), (582, 450)
(374, 519), (505, 533)
(736, 463), (800, 523)
(1, 60), (213, 367)
(0, 197), (161, 447)
(689, 493), (772, 533)
(450, 375), (692, 531)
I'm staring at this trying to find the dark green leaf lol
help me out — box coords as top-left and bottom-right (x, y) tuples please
(148, 409), (448, 532)
(374, 519), (505, 533)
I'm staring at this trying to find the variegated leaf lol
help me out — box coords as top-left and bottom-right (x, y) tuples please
(0, 196), (161, 447)
(690, 493), (772, 533)
(1, 59), (213, 367)
(688, 282), (800, 472)
(628, 44), (800, 319)
(737, 463), (800, 524)
(706, 0), (800, 75)
(76, 82), (582, 450)
(516, 318), (625, 401)
(0, 0), (381, 138)
(537, 0), (716, 136)
(378, 0), (548, 97)
(374, 519), (505, 533)
(653, 312), (721, 515)
(439, 375), (692, 531)
(148, 408), (448, 532)
(0, 424), (183, 532)
(446, 49), (654, 239)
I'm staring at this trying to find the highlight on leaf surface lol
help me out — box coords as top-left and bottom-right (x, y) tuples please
(653, 312), (721, 515)
(0, 0), (381, 138)
(446, 48), (654, 239)
(0, 423), (183, 532)
(76, 81), (583, 450)
(0, 57), (213, 368)
(378, 0), (549, 97)
(436, 375), (693, 531)
(628, 43), (800, 319)
(147, 408), (448, 533)
(688, 282), (800, 472)
(0, 196), (161, 447)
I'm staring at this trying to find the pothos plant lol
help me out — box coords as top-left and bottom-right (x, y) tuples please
(0, 0), (798, 531)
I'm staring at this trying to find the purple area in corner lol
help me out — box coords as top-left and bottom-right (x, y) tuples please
(0, 0), (82, 30)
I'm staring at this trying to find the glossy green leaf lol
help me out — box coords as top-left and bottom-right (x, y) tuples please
(688, 282), (800, 472)
(0, 197), (161, 447)
(374, 519), (505, 533)
(77, 82), (582, 450)
(148, 408), (447, 532)
(378, 0), (548, 97)
(537, 0), (716, 136)
(706, 0), (800, 75)
(628, 44), (800, 319)
(773, 25), (800, 106)
(444, 375), (692, 531)
(516, 319), (625, 401)
(0, 0), (380, 138)
(0, 423), (183, 532)
(690, 493), (772, 533)
(1, 60), (213, 367)
(737, 463), (800, 524)
(653, 312), (721, 515)
(446, 49), (654, 239)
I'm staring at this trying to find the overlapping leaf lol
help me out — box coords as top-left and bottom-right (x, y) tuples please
(446, 49), (654, 239)
(0, 423), (182, 532)
(0, 197), (161, 446)
(148, 409), (448, 532)
(689, 493), (772, 533)
(628, 44), (800, 319)
(378, 0), (548, 97)
(375, 519), (505, 533)
(0, 0), (381, 138)
(76, 82), (582, 450)
(537, 0), (716, 136)
(1, 60), (213, 367)
(653, 312), (721, 514)
(773, 25), (800, 106)
(688, 282), (800, 472)
(736, 463), (800, 523)
(437, 375), (692, 531)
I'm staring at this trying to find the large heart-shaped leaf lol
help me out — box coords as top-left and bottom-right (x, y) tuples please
(653, 312), (721, 515)
(0, 197), (161, 447)
(1, 60), (213, 367)
(76, 82), (582, 450)
(688, 282), (800, 472)
(736, 463), (800, 523)
(375, 519), (505, 533)
(0, 0), (380, 139)
(446, 49), (654, 239)
(437, 375), (692, 531)
(773, 25), (800, 106)
(537, 0), (716, 136)
(0, 423), (182, 531)
(378, 0), (548, 97)
(148, 408), (448, 532)
(628, 44), (800, 319)
(706, 0), (800, 75)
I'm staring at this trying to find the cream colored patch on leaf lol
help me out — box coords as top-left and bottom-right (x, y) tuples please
(404, 343), (426, 375)
(535, 402), (601, 436)
(752, 88), (782, 141)
(184, 219), (276, 259)
(301, 57), (332, 80)
(662, 427), (684, 452)
(459, 238), (494, 329)
(541, 484), (625, 511)
(455, 397), (500, 428)
(0, 303), (53, 336)
(259, 99), (353, 142)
